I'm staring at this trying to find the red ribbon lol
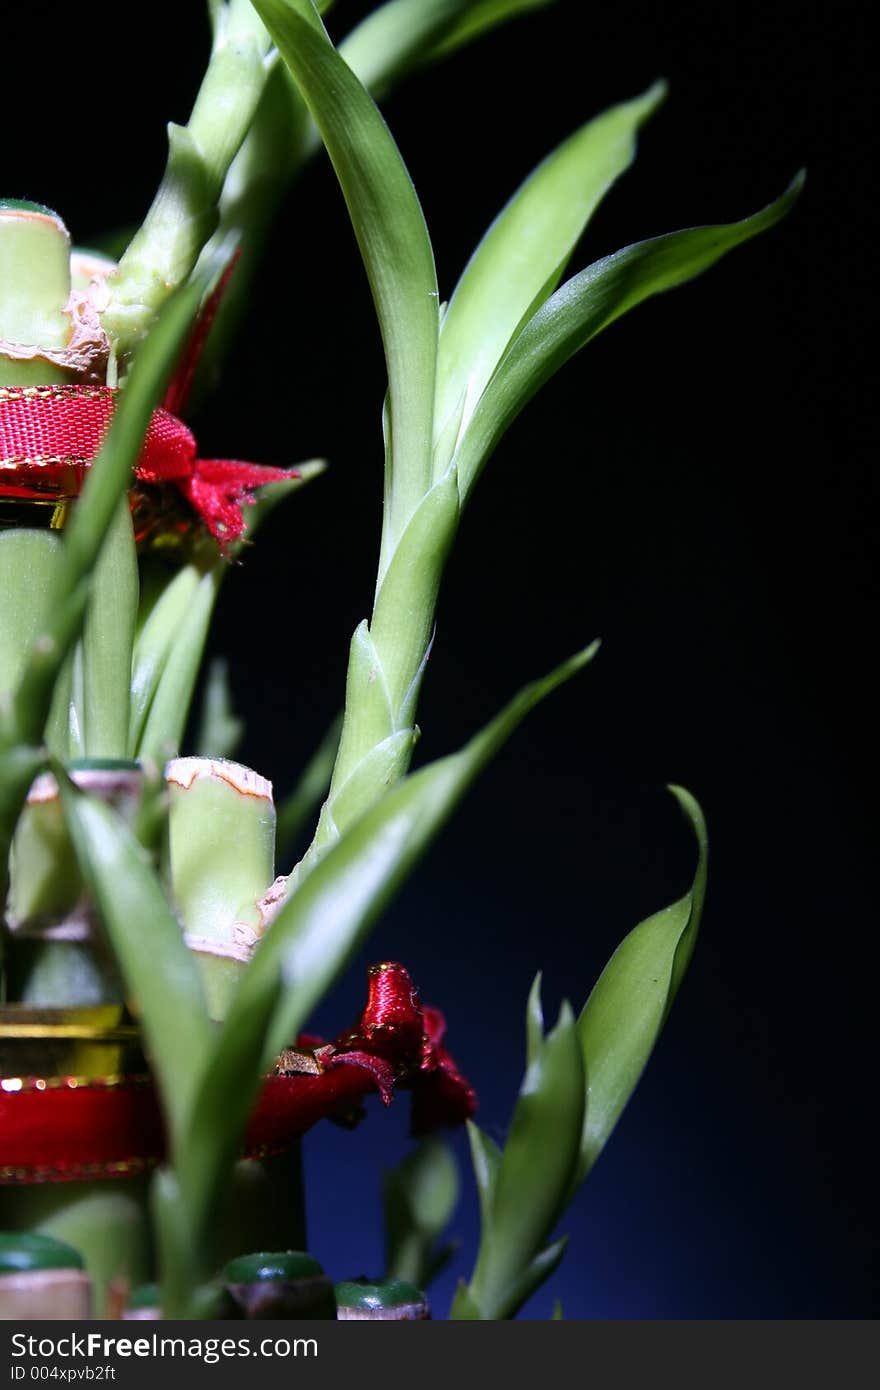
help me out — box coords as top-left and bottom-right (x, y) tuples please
(0, 964), (476, 1184)
(0, 384), (295, 547)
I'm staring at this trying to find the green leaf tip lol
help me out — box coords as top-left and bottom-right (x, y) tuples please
(666, 782), (708, 850)
(573, 784), (708, 1186)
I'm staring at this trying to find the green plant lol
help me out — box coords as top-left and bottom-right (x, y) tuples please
(0, 0), (800, 1319)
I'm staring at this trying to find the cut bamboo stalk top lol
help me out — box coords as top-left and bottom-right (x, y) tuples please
(165, 757), (273, 800)
(335, 1279), (430, 1320)
(0, 1231), (92, 1320)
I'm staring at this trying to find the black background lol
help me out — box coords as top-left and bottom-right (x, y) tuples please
(5, 1), (875, 1317)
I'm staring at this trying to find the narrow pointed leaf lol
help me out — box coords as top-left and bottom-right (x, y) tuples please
(449, 1281), (482, 1320)
(57, 777), (212, 1149)
(466, 1121), (503, 1233)
(194, 658), (244, 760)
(250, 641), (599, 1064)
(253, 0), (438, 540)
(129, 565), (202, 755)
(177, 970), (285, 1241)
(0, 532), (63, 699)
(470, 1004), (584, 1319)
(275, 714), (342, 859)
(340, 0), (556, 96)
(383, 1136), (459, 1286)
(339, 0), (488, 97)
(182, 644), (598, 1206)
(436, 82), (666, 460)
(82, 501), (139, 758)
(525, 971), (544, 1066)
(0, 746), (47, 907)
(454, 173), (805, 500)
(493, 1235), (569, 1321)
(136, 565), (224, 764)
(369, 472), (460, 710)
(426, 0), (557, 60)
(575, 785), (708, 1183)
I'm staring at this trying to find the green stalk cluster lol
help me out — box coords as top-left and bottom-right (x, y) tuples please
(101, 2), (274, 367)
(1, 0), (801, 1322)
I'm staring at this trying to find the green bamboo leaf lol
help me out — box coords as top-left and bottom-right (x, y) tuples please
(468, 1003), (584, 1319)
(339, 0), (488, 97)
(339, 0), (556, 97)
(0, 746), (47, 909)
(383, 1136), (459, 1287)
(135, 565), (224, 765)
(574, 784), (707, 1184)
(180, 643), (598, 1218)
(239, 461), (327, 537)
(454, 173), (805, 500)
(82, 501), (139, 758)
(489, 1236), (568, 1321)
(324, 622), (397, 805)
(0, 532), (64, 699)
(426, 0), (557, 60)
(323, 729), (416, 832)
(369, 471), (460, 712)
(552, 1297), (564, 1319)
(449, 1281), (482, 1320)
(525, 971), (544, 1067)
(105, 4), (272, 358)
(435, 82), (666, 467)
(129, 564), (203, 756)
(275, 714), (342, 860)
(56, 775), (212, 1150)
(194, 658), (244, 760)
(254, 641), (599, 1063)
(466, 1121), (503, 1233)
(252, 0), (438, 546)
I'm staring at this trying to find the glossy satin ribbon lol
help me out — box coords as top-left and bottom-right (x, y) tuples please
(0, 964), (476, 1183)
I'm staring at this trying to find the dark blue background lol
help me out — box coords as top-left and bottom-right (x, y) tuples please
(8, 0), (873, 1316)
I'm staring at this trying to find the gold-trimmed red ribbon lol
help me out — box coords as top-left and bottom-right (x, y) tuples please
(0, 964), (476, 1184)
(0, 384), (296, 547)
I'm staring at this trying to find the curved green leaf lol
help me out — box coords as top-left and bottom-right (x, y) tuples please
(275, 714), (342, 859)
(435, 81), (666, 467)
(195, 658), (244, 760)
(466, 1120), (503, 1233)
(468, 1001), (584, 1319)
(426, 0), (557, 60)
(253, 641), (598, 1063)
(129, 564), (203, 756)
(253, 0), (438, 545)
(82, 501), (138, 758)
(339, 0), (488, 97)
(179, 643), (598, 1227)
(383, 1136), (460, 1287)
(496, 1236), (569, 1321)
(339, 0), (557, 96)
(525, 970), (544, 1067)
(574, 784), (708, 1184)
(454, 173), (805, 500)
(135, 565), (223, 764)
(57, 775), (212, 1151)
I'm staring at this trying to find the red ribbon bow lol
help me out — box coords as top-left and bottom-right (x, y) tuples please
(0, 384), (294, 547)
(0, 964), (476, 1184)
